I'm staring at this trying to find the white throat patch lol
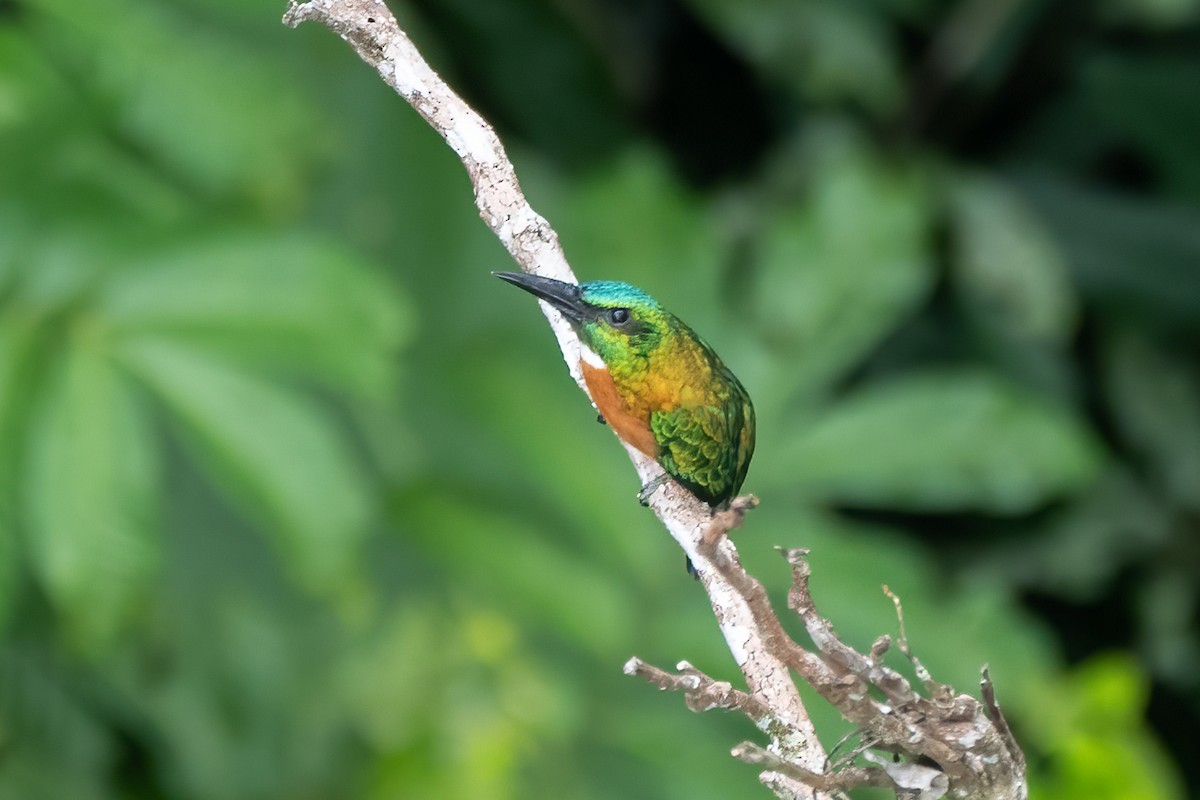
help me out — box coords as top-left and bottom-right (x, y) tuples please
(579, 343), (604, 370)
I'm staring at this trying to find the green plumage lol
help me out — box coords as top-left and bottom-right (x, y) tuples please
(650, 366), (753, 507)
(495, 273), (755, 510)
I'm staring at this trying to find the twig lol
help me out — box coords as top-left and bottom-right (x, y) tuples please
(981, 666), (1025, 772)
(733, 741), (891, 794)
(624, 657), (774, 723)
(282, 1), (827, 794)
(790, 553), (917, 707)
(883, 584), (951, 701)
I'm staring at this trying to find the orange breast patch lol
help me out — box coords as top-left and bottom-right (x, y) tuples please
(582, 361), (659, 458)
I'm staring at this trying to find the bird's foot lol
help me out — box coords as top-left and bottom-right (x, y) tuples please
(706, 494), (759, 535)
(637, 474), (671, 506)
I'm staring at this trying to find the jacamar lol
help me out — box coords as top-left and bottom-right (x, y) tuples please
(495, 272), (755, 544)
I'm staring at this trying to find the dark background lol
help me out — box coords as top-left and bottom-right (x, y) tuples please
(1, 0), (1197, 797)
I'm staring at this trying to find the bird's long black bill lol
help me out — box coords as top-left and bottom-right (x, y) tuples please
(493, 271), (588, 322)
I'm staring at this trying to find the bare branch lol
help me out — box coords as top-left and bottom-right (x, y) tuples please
(637, 541), (1029, 798)
(982, 666), (1026, 772)
(733, 741), (891, 793)
(283, 0), (827, 793)
(883, 584), (951, 700)
(624, 657), (775, 723)
(785, 550), (917, 708)
(283, 4), (1028, 798)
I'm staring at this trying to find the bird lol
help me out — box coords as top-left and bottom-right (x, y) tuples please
(495, 272), (755, 572)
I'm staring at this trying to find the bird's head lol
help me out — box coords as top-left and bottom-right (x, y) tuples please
(494, 273), (671, 365)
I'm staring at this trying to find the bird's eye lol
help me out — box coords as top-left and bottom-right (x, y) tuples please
(608, 308), (631, 325)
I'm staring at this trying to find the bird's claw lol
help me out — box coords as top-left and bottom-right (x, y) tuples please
(637, 474), (670, 506)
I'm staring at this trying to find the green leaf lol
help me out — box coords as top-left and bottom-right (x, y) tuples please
(0, 207), (19, 289)
(0, 19), (191, 225)
(980, 470), (1170, 598)
(1100, 0), (1199, 29)
(0, 648), (115, 800)
(0, 317), (39, 633)
(552, 149), (719, 293)
(949, 172), (1077, 345)
(0, 524), (15, 635)
(28, 0), (325, 207)
(25, 334), (158, 647)
(100, 234), (411, 398)
(1018, 176), (1200, 335)
(1082, 54), (1200, 201)
(1028, 655), (1184, 800)
(398, 0), (625, 167)
(0, 30), (80, 200)
(778, 370), (1105, 513)
(338, 604), (447, 752)
(685, 0), (903, 113)
(0, 756), (103, 800)
(0, 316), (31, 461)
(119, 339), (370, 592)
(403, 488), (634, 657)
(754, 134), (934, 398)
(1, 223), (117, 313)
(136, 592), (350, 799)
(1104, 333), (1200, 511)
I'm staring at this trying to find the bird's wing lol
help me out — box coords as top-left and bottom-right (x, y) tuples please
(650, 400), (745, 506)
(731, 389), (755, 499)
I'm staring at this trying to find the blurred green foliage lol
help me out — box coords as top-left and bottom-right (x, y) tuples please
(2, 0), (1198, 798)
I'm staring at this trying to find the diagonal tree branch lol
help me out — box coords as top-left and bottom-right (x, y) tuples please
(282, 1), (827, 796)
(283, 5), (1028, 799)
